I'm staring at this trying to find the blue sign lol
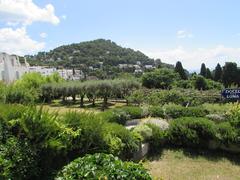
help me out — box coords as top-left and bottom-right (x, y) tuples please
(222, 89), (240, 99)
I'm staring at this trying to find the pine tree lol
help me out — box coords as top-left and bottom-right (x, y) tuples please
(174, 61), (187, 80)
(200, 63), (207, 77)
(213, 63), (222, 82)
(222, 62), (238, 87)
(206, 68), (213, 79)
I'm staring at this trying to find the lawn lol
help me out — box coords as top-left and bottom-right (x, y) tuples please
(39, 99), (127, 114)
(145, 148), (240, 180)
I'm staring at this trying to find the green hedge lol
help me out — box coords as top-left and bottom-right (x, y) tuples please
(101, 106), (143, 125)
(149, 104), (209, 119)
(167, 117), (217, 148)
(56, 153), (152, 180)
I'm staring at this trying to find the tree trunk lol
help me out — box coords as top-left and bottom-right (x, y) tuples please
(92, 98), (95, 106)
(72, 95), (76, 102)
(80, 96), (84, 107)
(126, 99), (129, 106)
(102, 97), (108, 111)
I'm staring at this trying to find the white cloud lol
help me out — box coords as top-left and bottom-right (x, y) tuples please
(40, 32), (47, 38)
(142, 45), (240, 71)
(0, 0), (60, 25)
(177, 30), (193, 39)
(0, 27), (45, 55)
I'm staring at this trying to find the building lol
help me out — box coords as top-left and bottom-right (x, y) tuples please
(0, 52), (29, 83)
(29, 66), (57, 76)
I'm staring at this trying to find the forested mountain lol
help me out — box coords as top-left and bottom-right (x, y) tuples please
(25, 39), (156, 68)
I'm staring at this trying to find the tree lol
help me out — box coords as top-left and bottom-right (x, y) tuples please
(200, 63), (207, 77)
(213, 63), (222, 82)
(222, 62), (238, 87)
(175, 61), (187, 80)
(192, 75), (208, 90)
(206, 68), (213, 79)
(142, 68), (179, 89)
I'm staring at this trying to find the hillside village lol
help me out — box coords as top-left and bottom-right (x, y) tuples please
(0, 52), (159, 83)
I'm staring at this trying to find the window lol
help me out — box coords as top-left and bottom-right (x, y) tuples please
(16, 71), (20, 79)
(1, 71), (4, 81)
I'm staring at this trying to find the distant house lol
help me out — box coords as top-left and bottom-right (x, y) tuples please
(118, 64), (134, 69)
(57, 69), (84, 80)
(0, 52), (29, 83)
(134, 69), (143, 74)
(136, 61), (141, 65)
(144, 65), (155, 70)
(29, 66), (57, 76)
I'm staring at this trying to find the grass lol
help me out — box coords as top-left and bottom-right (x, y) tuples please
(39, 99), (127, 114)
(145, 148), (240, 180)
(202, 103), (234, 114)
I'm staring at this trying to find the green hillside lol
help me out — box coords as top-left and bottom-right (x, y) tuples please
(26, 39), (155, 68)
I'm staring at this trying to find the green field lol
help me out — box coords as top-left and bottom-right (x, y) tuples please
(145, 149), (240, 180)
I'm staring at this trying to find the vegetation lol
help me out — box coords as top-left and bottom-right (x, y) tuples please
(1, 52), (240, 179)
(56, 153), (151, 180)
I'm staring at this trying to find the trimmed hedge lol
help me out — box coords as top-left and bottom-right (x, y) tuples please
(101, 106), (144, 125)
(56, 153), (152, 180)
(149, 105), (209, 119)
(167, 117), (217, 148)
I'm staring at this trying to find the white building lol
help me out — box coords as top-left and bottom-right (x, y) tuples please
(0, 52), (29, 83)
(29, 66), (57, 76)
(57, 69), (84, 80)
(0, 52), (85, 82)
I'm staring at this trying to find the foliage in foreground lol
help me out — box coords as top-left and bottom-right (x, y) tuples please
(0, 104), (141, 179)
(56, 153), (152, 180)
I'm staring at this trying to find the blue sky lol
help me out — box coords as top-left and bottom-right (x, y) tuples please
(1, 0), (240, 70)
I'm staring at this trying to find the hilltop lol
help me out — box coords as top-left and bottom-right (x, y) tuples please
(26, 39), (158, 68)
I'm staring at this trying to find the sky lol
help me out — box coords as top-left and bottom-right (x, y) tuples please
(0, 0), (240, 70)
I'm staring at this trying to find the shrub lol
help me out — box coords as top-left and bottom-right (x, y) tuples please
(0, 103), (26, 121)
(101, 109), (130, 125)
(145, 119), (169, 131)
(142, 68), (180, 89)
(206, 114), (226, 123)
(133, 125), (153, 142)
(56, 153), (152, 180)
(120, 106), (143, 119)
(4, 85), (34, 104)
(104, 123), (140, 158)
(168, 117), (217, 148)
(217, 122), (238, 145)
(101, 106), (143, 125)
(61, 111), (107, 154)
(146, 123), (167, 154)
(147, 90), (188, 106)
(0, 137), (38, 179)
(164, 104), (209, 119)
(149, 106), (164, 118)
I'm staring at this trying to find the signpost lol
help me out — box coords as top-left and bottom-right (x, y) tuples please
(221, 89), (240, 100)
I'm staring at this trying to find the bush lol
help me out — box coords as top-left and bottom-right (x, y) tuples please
(206, 114), (226, 123)
(142, 68), (179, 89)
(146, 123), (167, 154)
(56, 153), (152, 180)
(164, 104), (209, 119)
(101, 106), (143, 125)
(61, 111), (107, 154)
(4, 85), (34, 104)
(147, 90), (188, 106)
(168, 117), (217, 148)
(104, 123), (140, 158)
(217, 122), (238, 145)
(133, 125), (153, 142)
(0, 137), (38, 179)
(149, 106), (164, 118)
